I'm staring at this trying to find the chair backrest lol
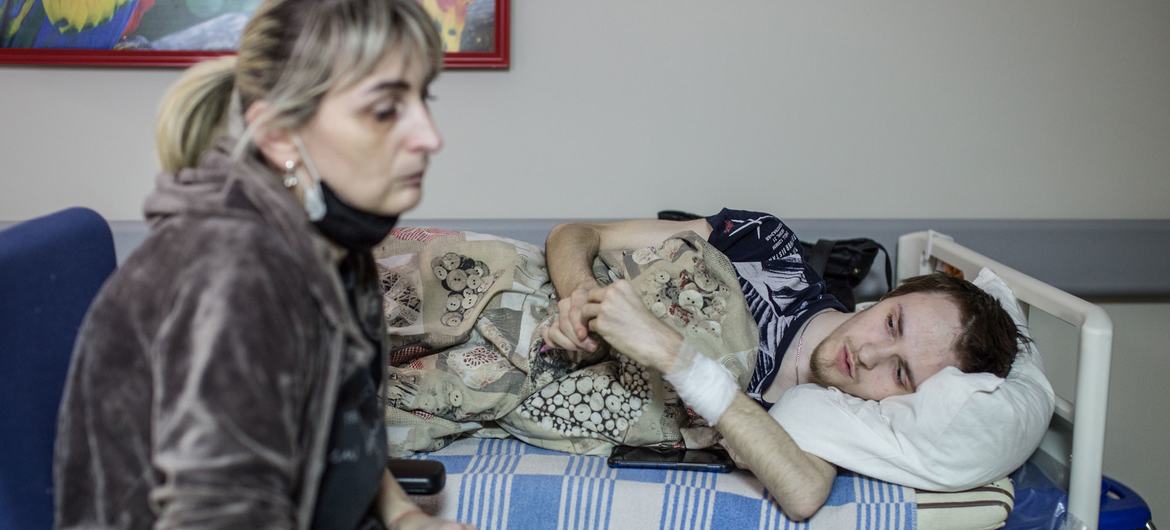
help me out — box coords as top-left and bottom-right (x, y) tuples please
(0, 207), (116, 530)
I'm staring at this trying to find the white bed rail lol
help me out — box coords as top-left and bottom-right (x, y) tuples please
(897, 231), (1113, 530)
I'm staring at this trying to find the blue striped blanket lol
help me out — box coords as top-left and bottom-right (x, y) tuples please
(411, 438), (917, 530)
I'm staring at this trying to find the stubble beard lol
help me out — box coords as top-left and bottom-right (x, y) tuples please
(806, 338), (833, 387)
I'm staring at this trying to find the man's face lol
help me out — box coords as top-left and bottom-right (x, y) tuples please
(807, 292), (961, 401)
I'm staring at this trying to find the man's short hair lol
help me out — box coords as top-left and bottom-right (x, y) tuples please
(880, 273), (1024, 377)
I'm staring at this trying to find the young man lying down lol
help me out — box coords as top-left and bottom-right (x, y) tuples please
(376, 209), (1026, 521)
(537, 209), (1023, 520)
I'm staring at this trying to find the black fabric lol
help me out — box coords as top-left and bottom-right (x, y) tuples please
(701, 209), (846, 404)
(312, 182), (400, 253)
(310, 357), (387, 530)
(311, 256), (388, 530)
(799, 238), (892, 311)
(656, 210), (704, 222)
(653, 211), (893, 311)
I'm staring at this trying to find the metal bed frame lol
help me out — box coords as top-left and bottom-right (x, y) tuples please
(898, 231), (1113, 530)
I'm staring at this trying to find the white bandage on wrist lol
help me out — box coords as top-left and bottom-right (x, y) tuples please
(662, 341), (738, 426)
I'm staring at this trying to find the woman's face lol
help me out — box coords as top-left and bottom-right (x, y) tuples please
(295, 50), (442, 216)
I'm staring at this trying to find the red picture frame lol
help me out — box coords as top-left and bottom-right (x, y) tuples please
(0, 0), (508, 69)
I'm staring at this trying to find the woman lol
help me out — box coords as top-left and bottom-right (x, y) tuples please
(53, 1), (470, 529)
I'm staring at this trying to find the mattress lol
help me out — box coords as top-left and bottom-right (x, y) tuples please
(409, 437), (1014, 529)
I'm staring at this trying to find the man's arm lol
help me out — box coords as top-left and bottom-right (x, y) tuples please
(718, 394), (836, 521)
(545, 219), (713, 296)
(542, 219), (711, 352)
(581, 282), (835, 521)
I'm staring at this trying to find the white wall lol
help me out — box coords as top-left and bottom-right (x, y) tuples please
(2, 0), (1168, 524)
(2, 0), (1168, 222)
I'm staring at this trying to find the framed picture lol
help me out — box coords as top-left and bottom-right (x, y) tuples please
(0, 0), (508, 68)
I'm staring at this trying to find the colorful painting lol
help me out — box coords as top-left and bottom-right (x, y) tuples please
(418, 0), (506, 67)
(0, 0), (508, 68)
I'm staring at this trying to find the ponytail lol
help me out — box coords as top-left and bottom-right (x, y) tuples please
(155, 56), (237, 172)
(154, 0), (443, 173)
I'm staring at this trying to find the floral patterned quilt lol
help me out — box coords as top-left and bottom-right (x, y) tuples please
(373, 228), (759, 456)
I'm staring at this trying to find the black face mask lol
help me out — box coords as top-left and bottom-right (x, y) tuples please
(311, 181), (399, 252)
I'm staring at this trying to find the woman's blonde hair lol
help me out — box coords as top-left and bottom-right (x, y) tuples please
(155, 0), (442, 172)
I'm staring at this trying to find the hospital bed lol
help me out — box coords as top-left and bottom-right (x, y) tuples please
(897, 231), (1138, 530)
(0, 212), (1151, 529)
(397, 225), (1151, 530)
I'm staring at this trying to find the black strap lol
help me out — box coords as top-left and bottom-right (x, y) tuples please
(874, 242), (893, 291)
(656, 210), (703, 221)
(807, 239), (835, 277)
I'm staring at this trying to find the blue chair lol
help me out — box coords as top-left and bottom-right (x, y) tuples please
(0, 208), (116, 530)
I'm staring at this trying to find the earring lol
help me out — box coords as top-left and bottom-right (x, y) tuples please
(290, 134), (327, 221)
(282, 160), (299, 189)
(303, 177), (326, 221)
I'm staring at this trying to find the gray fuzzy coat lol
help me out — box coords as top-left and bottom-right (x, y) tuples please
(53, 139), (386, 529)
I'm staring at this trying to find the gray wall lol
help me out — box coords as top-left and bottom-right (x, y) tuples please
(2, 0), (1168, 524)
(1030, 303), (1170, 525)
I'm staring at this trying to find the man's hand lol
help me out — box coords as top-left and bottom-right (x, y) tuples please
(581, 280), (682, 372)
(541, 286), (600, 352)
(388, 511), (474, 530)
(380, 470), (474, 530)
(543, 219), (712, 354)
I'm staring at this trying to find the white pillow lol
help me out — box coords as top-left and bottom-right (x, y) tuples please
(768, 268), (1056, 491)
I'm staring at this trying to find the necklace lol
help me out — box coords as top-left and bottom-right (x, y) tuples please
(794, 325), (807, 385)
(794, 310), (829, 385)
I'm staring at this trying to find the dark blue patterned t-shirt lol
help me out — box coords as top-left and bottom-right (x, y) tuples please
(705, 208), (846, 405)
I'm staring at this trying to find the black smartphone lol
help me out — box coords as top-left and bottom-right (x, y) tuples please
(387, 459), (446, 495)
(607, 445), (736, 473)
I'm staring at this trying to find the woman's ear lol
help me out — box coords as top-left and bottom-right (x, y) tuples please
(245, 100), (298, 169)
